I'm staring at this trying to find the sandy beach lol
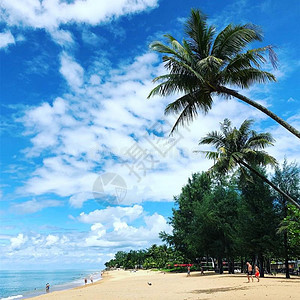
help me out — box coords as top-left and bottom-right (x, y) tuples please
(27, 270), (300, 300)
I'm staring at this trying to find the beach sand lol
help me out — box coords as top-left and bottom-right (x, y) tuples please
(28, 270), (300, 300)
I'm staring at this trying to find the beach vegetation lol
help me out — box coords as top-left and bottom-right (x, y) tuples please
(273, 160), (300, 278)
(199, 119), (299, 209)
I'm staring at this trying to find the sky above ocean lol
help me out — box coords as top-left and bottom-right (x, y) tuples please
(0, 0), (299, 270)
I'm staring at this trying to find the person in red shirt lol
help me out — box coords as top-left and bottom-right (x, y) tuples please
(255, 265), (260, 282)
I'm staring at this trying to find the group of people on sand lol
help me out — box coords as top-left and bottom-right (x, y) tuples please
(186, 261), (260, 282)
(246, 262), (260, 282)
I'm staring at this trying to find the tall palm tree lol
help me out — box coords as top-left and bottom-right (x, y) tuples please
(198, 118), (300, 209)
(148, 9), (300, 139)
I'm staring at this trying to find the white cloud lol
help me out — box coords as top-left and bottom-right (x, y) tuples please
(82, 209), (172, 248)
(12, 199), (63, 214)
(69, 192), (93, 208)
(10, 233), (27, 250)
(59, 52), (84, 90)
(0, 30), (15, 48)
(3, 208), (171, 267)
(49, 29), (74, 47)
(78, 205), (144, 226)
(1, 0), (159, 29)
(45, 234), (59, 246)
(17, 49), (299, 208)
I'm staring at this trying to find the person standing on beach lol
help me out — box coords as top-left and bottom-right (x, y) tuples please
(84, 277), (87, 284)
(45, 283), (50, 293)
(187, 266), (191, 276)
(246, 262), (254, 283)
(255, 265), (260, 282)
(90, 275), (93, 283)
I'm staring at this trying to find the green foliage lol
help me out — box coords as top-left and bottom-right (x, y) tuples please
(273, 160), (300, 260)
(104, 245), (185, 270)
(199, 118), (276, 176)
(272, 159), (300, 206)
(199, 119), (299, 208)
(237, 168), (278, 257)
(104, 147), (299, 277)
(279, 205), (300, 256)
(161, 172), (239, 264)
(148, 9), (279, 134)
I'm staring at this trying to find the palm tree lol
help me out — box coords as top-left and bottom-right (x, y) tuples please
(148, 9), (300, 139)
(198, 118), (300, 209)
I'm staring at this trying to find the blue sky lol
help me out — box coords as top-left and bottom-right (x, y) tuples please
(0, 0), (299, 270)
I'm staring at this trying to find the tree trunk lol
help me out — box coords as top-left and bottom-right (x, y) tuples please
(282, 201), (290, 279)
(266, 258), (271, 274)
(241, 257), (244, 273)
(258, 254), (264, 277)
(284, 232), (290, 278)
(217, 86), (300, 139)
(229, 258), (235, 274)
(227, 257), (232, 274)
(218, 258), (223, 274)
(237, 160), (300, 210)
(206, 255), (209, 271)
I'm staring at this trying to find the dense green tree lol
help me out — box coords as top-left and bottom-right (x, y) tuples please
(148, 9), (300, 139)
(272, 160), (300, 278)
(161, 172), (239, 274)
(237, 168), (278, 277)
(105, 245), (184, 270)
(199, 119), (299, 209)
(160, 172), (212, 260)
(279, 205), (300, 257)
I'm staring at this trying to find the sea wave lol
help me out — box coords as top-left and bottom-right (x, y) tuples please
(0, 270), (102, 300)
(1, 295), (23, 300)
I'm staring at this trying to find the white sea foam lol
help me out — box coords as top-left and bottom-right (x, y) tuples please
(1, 295), (23, 300)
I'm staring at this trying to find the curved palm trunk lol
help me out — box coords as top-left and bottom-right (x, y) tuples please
(237, 160), (300, 209)
(217, 86), (300, 139)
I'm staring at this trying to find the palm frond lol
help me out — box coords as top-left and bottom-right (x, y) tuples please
(161, 56), (206, 84)
(246, 132), (275, 149)
(148, 73), (198, 98)
(200, 118), (276, 178)
(167, 101), (198, 134)
(224, 46), (278, 73)
(220, 118), (232, 138)
(166, 91), (213, 133)
(200, 150), (220, 160)
(211, 24), (262, 60)
(199, 131), (226, 149)
(150, 40), (195, 69)
(184, 9), (215, 59)
(196, 56), (223, 75)
(224, 68), (276, 88)
(239, 119), (254, 134)
(247, 150), (277, 167)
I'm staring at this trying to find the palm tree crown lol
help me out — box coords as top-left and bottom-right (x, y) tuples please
(199, 119), (300, 209)
(148, 9), (300, 139)
(199, 119), (276, 174)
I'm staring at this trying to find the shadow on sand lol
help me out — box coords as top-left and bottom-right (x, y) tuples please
(192, 286), (249, 294)
(226, 275), (300, 282)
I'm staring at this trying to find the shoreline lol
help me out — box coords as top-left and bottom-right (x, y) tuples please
(24, 269), (300, 300)
(0, 270), (102, 300)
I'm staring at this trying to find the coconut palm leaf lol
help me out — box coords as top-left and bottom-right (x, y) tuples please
(199, 119), (299, 208)
(148, 8), (300, 139)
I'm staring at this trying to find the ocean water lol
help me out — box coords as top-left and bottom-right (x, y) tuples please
(0, 270), (102, 300)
